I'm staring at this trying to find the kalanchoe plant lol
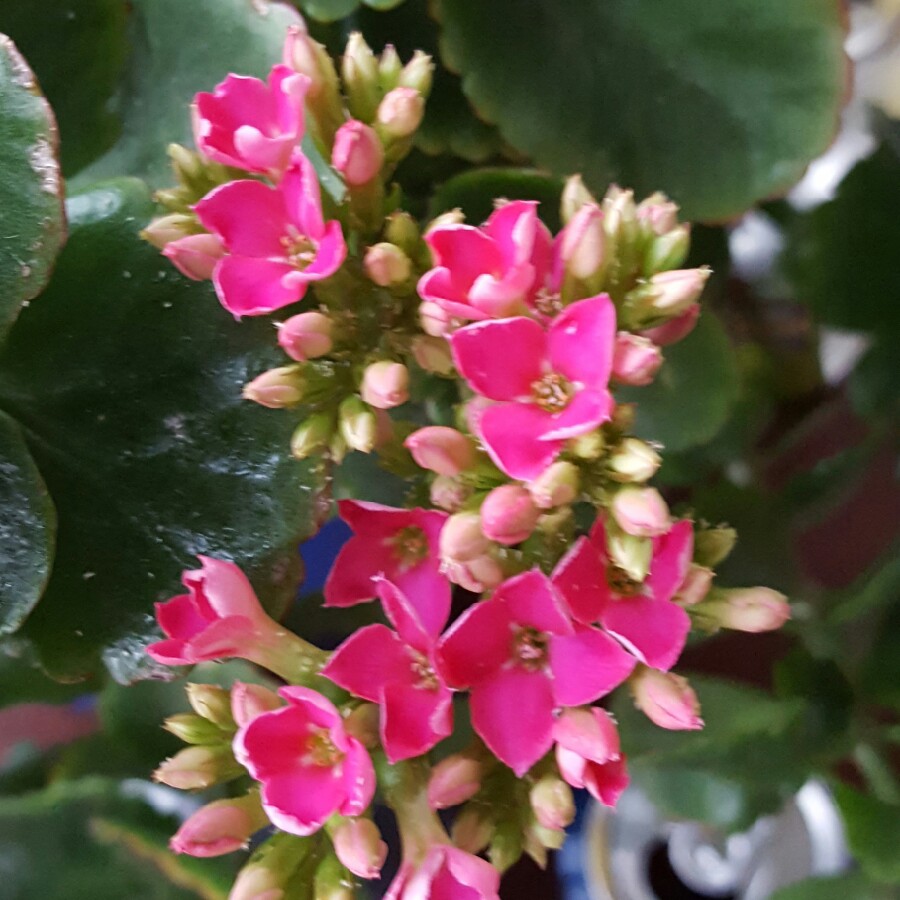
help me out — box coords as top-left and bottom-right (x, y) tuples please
(139, 26), (793, 898)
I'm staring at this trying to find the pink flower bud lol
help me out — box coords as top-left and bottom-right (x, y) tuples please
(480, 484), (540, 545)
(398, 50), (434, 95)
(153, 745), (240, 790)
(649, 268), (710, 316)
(338, 396), (377, 454)
(427, 754), (484, 809)
(560, 203), (605, 280)
(528, 461), (580, 509)
(364, 242), (412, 286)
(332, 818), (387, 879)
(142, 214), (195, 249)
(529, 775), (575, 831)
(360, 361), (409, 409)
(411, 335), (454, 375)
(283, 26), (333, 98)
(186, 683), (234, 728)
(560, 174), (597, 224)
(170, 794), (268, 857)
(674, 564), (714, 606)
(230, 867), (284, 900)
(636, 193), (679, 236)
(430, 475), (471, 512)
(231, 682), (282, 728)
(242, 366), (305, 409)
(162, 233), (225, 281)
(640, 303), (700, 346)
(440, 512), (490, 562)
(405, 426), (476, 477)
(612, 333), (664, 386)
(451, 809), (495, 854)
(697, 587), (791, 632)
(419, 300), (453, 336)
(631, 668), (703, 731)
(607, 438), (661, 484)
(376, 87), (424, 138)
(277, 311), (333, 361)
(454, 553), (505, 593)
(332, 120), (384, 186)
(611, 486), (670, 537)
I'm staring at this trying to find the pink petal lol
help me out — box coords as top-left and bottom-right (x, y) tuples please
(194, 181), (287, 256)
(647, 520), (694, 603)
(549, 628), (636, 705)
(339, 740), (376, 816)
(498, 569), (573, 635)
(450, 317), (547, 401)
(470, 668), (555, 776)
(194, 555), (264, 622)
(437, 599), (513, 688)
(551, 537), (614, 623)
(282, 152), (325, 239)
(375, 578), (433, 650)
(322, 535), (380, 607)
(425, 226), (503, 291)
(548, 295), (616, 388)
(584, 755), (629, 807)
(539, 388), (613, 441)
(262, 766), (345, 835)
(155, 594), (211, 640)
(321, 624), (409, 702)
(188, 616), (258, 660)
(386, 564), (450, 639)
(269, 64), (308, 137)
(381, 681), (453, 762)
(556, 746), (588, 789)
(279, 685), (344, 731)
(145, 638), (193, 666)
(235, 705), (310, 778)
(443, 847), (502, 896)
(479, 401), (564, 480)
(601, 595), (691, 670)
(202, 74), (274, 132)
(483, 200), (538, 270)
(553, 707), (621, 763)
(212, 255), (305, 317)
(232, 126), (294, 175)
(292, 219), (346, 281)
(467, 264), (534, 317)
(417, 268), (487, 317)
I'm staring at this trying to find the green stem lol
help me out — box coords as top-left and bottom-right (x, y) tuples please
(378, 756), (448, 862)
(246, 624), (329, 686)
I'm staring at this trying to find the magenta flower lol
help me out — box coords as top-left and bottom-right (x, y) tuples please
(418, 200), (552, 325)
(386, 845), (500, 900)
(193, 64), (309, 177)
(322, 578), (453, 762)
(233, 686), (375, 836)
(450, 295), (616, 481)
(324, 500), (450, 636)
(437, 570), (634, 776)
(194, 152), (346, 316)
(552, 518), (694, 671)
(147, 556), (273, 666)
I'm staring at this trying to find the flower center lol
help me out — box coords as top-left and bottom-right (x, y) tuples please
(534, 288), (563, 317)
(531, 372), (574, 412)
(280, 227), (316, 269)
(392, 526), (429, 568)
(606, 563), (642, 597)
(511, 625), (550, 671)
(303, 726), (344, 767)
(408, 648), (439, 691)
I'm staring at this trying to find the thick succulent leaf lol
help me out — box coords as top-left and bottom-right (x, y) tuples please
(0, 34), (66, 341)
(833, 783), (900, 884)
(772, 872), (896, 900)
(435, 0), (847, 220)
(73, 0), (302, 189)
(0, 179), (327, 682)
(296, 0), (359, 22)
(0, 0), (126, 175)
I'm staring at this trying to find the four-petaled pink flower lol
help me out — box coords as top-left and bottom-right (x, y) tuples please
(386, 845), (500, 900)
(418, 201), (552, 325)
(193, 64), (309, 177)
(451, 295), (616, 481)
(194, 152), (346, 316)
(324, 500), (450, 636)
(437, 569), (635, 776)
(322, 578), (453, 762)
(234, 686), (375, 836)
(552, 518), (694, 671)
(147, 556), (273, 666)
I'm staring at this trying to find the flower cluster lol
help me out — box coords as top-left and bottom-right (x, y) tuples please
(144, 24), (790, 900)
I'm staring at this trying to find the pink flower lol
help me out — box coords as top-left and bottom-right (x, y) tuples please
(553, 708), (629, 807)
(193, 65), (308, 177)
(418, 201), (551, 325)
(450, 296), (616, 481)
(234, 686), (375, 836)
(438, 570), (634, 776)
(386, 846), (500, 900)
(324, 501), (450, 636)
(552, 519), (694, 671)
(194, 152), (346, 316)
(322, 578), (453, 762)
(147, 557), (273, 666)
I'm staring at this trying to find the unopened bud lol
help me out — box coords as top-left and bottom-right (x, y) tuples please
(631, 667), (703, 731)
(490, 820), (524, 874)
(692, 525), (737, 568)
(153, 744), (241, 790)
(230, 833), (309, 900)
(283, 27), (343, 141)
(610, 403), (637, 432)
(694, 587), (790, 633)
(561, 203), (605, 281)
(568, 429), (605, 460)
(430, 475), (471, 512)
(277, 311), (333, 361)
(343, 703), (380, 748)
(142, 214), (196, 249)
(428, 754), (484, 809)
(186, 683), (234, 728)
(162, 233), (225, 281)
(332, 120), (384, 186)
(447, 553), (505, 593)
(170, 793), (268, 857)
(231, 682), (282, 728)
(606, 528), (653, 582)
(398, 50), (434, 96)
(360, 361), (409, 409)
(424, 208), (465, 235)
(164, 713), (223, 745)
(364, 242), (411, 286)
(419, 300), (453, 336)
(648, 267), (711, 316)
(480, 484), (540, 545)
(230, 866), (284, 900)
(314, 855), (354, 900)
(529, 461), (580, 509)
(531, 822), (566, 851)
(291, 413), (334, 459)
(376, 87), (424, 139)
(440, 512), (490, 562)
(560, 174), (598, 224)
(405, 426), (476, 476)
(331, 818), (387, 879)
(645, 224), (691, 274)
(603, 186), (637, 242)
(674, 564), (714, 606)
(378, 44), (402, 89)
(452, 807), (494, 854)
(611, 333), (663, 386)
(529, 775), (575, 831)
(611, 486), (670, 537)
(243, 366), (305, 409)
(411, 335), (454, 375)
(385, 211), (421, 255)
(342, 33), (380, 121)
(338, 396), (377, 454)
(636, 193), (680, 237)
(607, 438), (661, 484)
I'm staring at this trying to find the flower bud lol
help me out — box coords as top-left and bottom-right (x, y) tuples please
(385, 211), (421, 255)
(440, 512), (490, 562)
(277, 311), (333, 362)
(448, 553), (505, 593)
(230, 868), (283, 900)
(364, 242), (411, 286)
(230, 833), (308, 900)
(694, 587), (791, 633)
(230, 682), (282, 728)
(452, 808), (494, 854)
(419, 300), (453, 336)
(376, 87), (424, 139)
(645, 224), (691, 274)
(398, 50), (434, 96)
(611, 486), (670, 537)
(674, 564), (714, 606)
(529, 775), (575, 831)
(283, 26), (340, 106)
(170, 793), (268, 857)
(561, 203), (605, 280)
(378, 44), (402, 89)
(531, 822), (566, 851)
(636, 192), (680, 236)
(603, 186), (637, 242)
(424, 208), (465, 235)
(607, 438), (661, 484)
(428, 754), (484, 809)
(692, 525), (737, 568)
(338, 396), (377, 454)
(640, 303), (700, 347)
(163, 713), (223, 745)
(480, 484), (540, 545)
(528, 461), (580, 509)
(606, 528), (653, 582)
(430, 475), (470, 512)
(360, 361), (409, 409)
(331, 818), (387, 879)
(560, 174), (598, 224)
(648, 267), (711, 317)
(153, 744), (241, 790)
(343, 703), (380, 748)
(186, 683), (234, 728)
(342, 33), (380, 121)
(162, 233), (225, 281)
(610, 402), (636, 432)
(142, 214), (197, 249)
(490, 820), (524, 874)
(411, 335), (453, 375)
(243, 366), (305, 409)
(405, 426), (476, 477)
(631, 667), (703, 731)
(290, 413), (334, 460)
(611, 333), (664, 386)
(568, 429), (605, 460)
(332, 120), (384, 186)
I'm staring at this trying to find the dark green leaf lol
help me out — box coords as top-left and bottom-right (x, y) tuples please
(0, 179), (327, 682)
(436, 0), (847, 220)
(848, 339), (899, 421)
(833, 783), (900, 884)
(772, 872), (895, 900)
(296, 0), (359, 24)
(0, 34), (66, 341)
